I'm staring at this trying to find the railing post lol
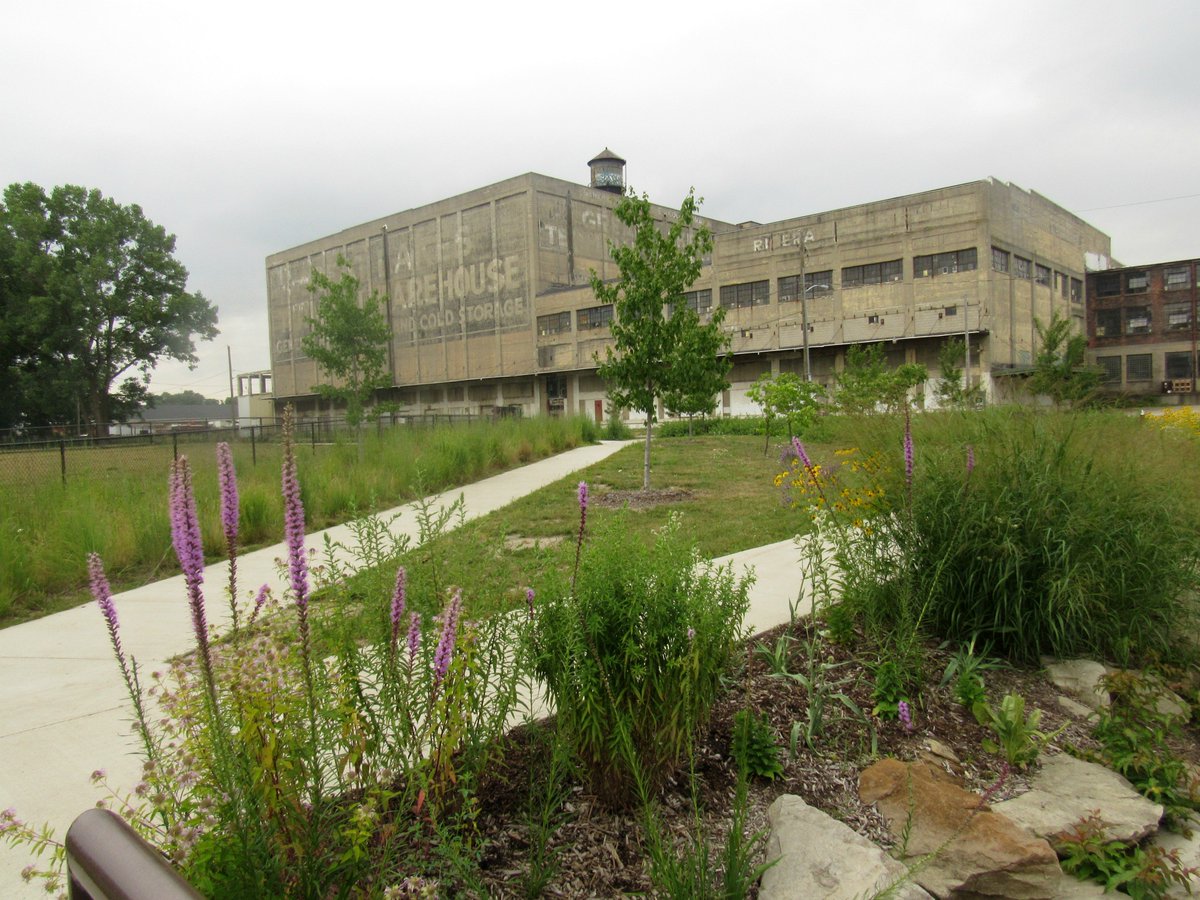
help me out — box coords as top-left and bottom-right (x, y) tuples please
(172, 432), (178, 461)
(60, 439), (67, 485)
(311, 420), (317, 453)
(250, 425), (257, 466)
(66, 807), (202, 899)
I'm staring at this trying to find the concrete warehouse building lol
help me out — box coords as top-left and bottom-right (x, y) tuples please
(266, 151), (1113, 421)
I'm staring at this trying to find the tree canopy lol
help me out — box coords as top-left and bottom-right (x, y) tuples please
(0, 183), (218, 429)
(747, 371), (824, 454)
(592, 189), (723, 489)
(834, 343), (927, 414)
(301, 256), (392, 433)
(1026, 312), (1100, 407)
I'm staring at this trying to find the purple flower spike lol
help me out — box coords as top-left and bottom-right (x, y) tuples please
(281, 410), (309, 634)
(216, 442), (239, 623)
(524, 586), (535, 621)
(791, 436), (813, 471)
(249, 584), (270, 625)
(966, 444), (976, 477)
(390, 567), (407, 652)
(433, 589), (462, 687)
(898, 700), (914, 733)
(406, 611), (421, 665)
(89, 553), (130, 684)
(169, 457), (212, 680)
(577, 481), (588, 513)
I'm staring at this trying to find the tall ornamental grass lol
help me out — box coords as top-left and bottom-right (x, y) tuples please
(0, 415), (600, 624)
(812, 408), (1200, 666)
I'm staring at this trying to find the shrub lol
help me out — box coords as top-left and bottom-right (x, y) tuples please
(530, 500), (751, 808)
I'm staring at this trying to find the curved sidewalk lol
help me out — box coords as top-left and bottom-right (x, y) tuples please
(0, 440), (809, 896)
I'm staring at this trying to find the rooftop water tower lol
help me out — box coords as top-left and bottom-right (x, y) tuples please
(588, 148), (626, 194)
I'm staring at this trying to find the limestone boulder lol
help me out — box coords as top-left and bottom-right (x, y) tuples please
(994, 753), (1163, 844)
(859, 758), (1062, 899)
(1041, 658), (1109, 711)
(759, 795), (932, 900)
(1148, 816), (1200, 899)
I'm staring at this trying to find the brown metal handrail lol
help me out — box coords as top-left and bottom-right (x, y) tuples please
(65, 808), (202, 900)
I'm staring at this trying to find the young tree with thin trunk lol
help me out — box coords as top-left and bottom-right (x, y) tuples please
(592, 189), (719, 490)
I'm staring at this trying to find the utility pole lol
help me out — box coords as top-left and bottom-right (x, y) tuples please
(227, 345), (238, 434)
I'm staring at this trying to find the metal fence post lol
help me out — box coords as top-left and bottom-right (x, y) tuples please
(172, 432), (178, 461)
(60, 439), (67, 485)
(311, 420), (317, 453)
(250, 425), (257, 466)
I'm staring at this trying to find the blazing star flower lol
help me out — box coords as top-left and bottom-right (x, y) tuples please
(687, 627), (696, 642)
(169, 457), (212, 680)
(281, 409), (309, 635)
(433, 589), (462, 687)
(249, 584), (270, 625)
(88, 553), (128, 677)
(791, 436), (814, 471)
(407, 611), (421, 665)
(216, 442), (240, 621)
(524, 586), (535, 620)
(390, 567), (407, 652)
(577, 480), (588, 513)
(898, 700), (914, 733)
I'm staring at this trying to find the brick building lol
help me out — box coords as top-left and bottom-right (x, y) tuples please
(266, 153), (1113, 420)
(1087, 260), (1199, 397)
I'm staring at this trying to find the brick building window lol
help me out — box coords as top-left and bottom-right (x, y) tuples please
(1166, 352), (1194, 379)
(1096, 273), (1121, 297)
(842, 259), (902, 288)
(537, 311), (571, 336)
(1014, 256), (1032, 279)
(1125, 271), (1148, 293)
(1164, 302), (1191, 331)
(1125, 307), (1151, 335)
(914, 248), (977, 277)
(1035, 264), (1051, 286)
(576, 304), (613, 330)
(1095, 309), (1121, 337)
(991, 248), (1009, 273)
(1071, 278), (1082, 303)
(719, 280), (769, 308)
(1165, 266), (1191, 291)
(1127, 353), (1153, 381)
(1096, 356), (1121, 383)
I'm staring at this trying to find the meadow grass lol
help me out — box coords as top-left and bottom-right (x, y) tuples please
(0, 415), (598, 627)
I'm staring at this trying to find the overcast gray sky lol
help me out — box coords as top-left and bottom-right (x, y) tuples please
(3, 0), (1198, 400)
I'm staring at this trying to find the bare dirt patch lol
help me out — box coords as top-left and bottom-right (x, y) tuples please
(592, 487), (696, 510)
(503, 535), (567, 551)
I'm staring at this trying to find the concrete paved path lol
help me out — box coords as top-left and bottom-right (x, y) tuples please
(0, 440), (810, 897)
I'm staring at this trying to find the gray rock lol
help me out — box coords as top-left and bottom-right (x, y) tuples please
(1056, 695), (1095, 719)
(994, 753), (1163, 843)
(1149, 817), (1200, 899)
(759, 794), (932, 900)
(1041, 658), (1110, 710)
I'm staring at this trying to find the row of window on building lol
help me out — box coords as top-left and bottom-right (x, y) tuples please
(1094, 265), (1194, 298)
(1093, 303), (1194, 338)
(1096, 351), (1196, 383)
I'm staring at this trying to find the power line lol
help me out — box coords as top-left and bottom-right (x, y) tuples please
(1078, 192), (1200, 213)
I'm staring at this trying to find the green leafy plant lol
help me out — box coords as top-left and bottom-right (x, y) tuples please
(731, 709), (784, 781)
(1055, 811), (1198, 898)
(529, 500), (751, 808)
(940, 636), (1002, 709)
(972, 692), (1065, 769)
(871, 659), (909, 720)
(1079, 669), (1200, 830)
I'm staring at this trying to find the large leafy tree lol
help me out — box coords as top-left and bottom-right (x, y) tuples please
(934, 338), (985, 408)
(1026, 312), (1100, 407)
(592, 189), (720, 490)
(0, 183), (218, 429)
(301, 256), (392, 440)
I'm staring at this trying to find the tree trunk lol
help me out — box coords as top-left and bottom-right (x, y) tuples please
(643, 415), (652, 492)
